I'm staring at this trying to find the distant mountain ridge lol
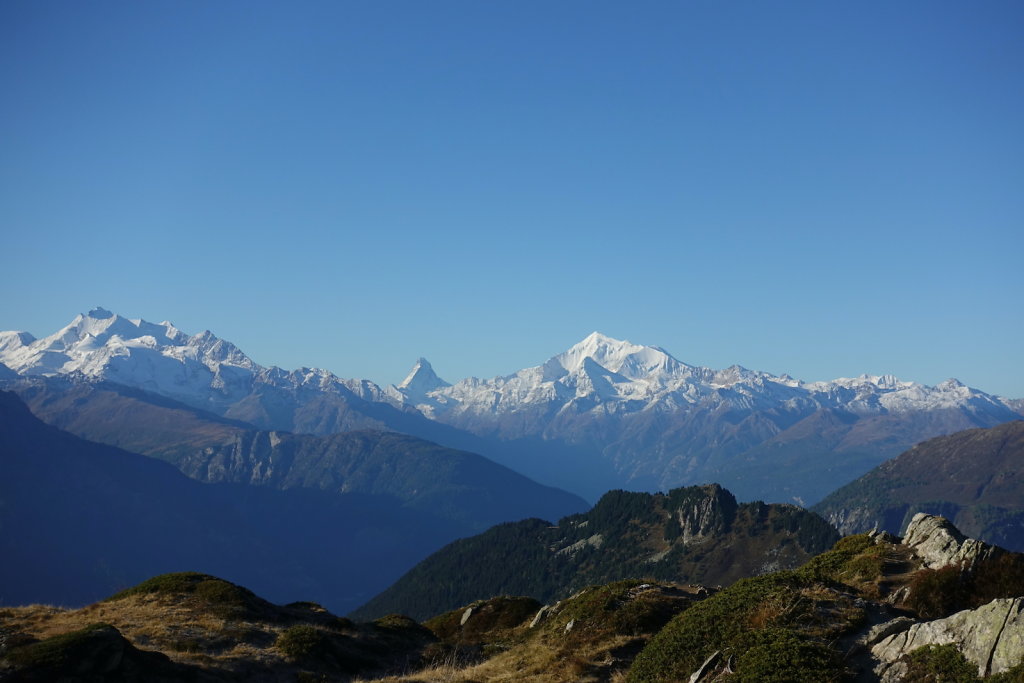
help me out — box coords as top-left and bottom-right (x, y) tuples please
(391, 331), (1017, 419)
(387, 333), (1021, 501)
(2, 309), (1020, 504)
(813, 420), (1024, 551)
(351, 484), (839, 621)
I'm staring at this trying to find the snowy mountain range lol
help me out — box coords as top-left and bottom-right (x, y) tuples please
(0, 307), (389, 409)
(387, 330), (1011, 422)
(2, 309), (1020, 504)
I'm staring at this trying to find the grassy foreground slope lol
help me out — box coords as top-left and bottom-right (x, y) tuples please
(5, 522), (1024, 682)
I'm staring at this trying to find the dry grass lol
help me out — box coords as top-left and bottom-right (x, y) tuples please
(353, 582), (691, 683)
(1, 593), (290, 673)
(3, 578), (701, 682)
(352, 634), (603, 682)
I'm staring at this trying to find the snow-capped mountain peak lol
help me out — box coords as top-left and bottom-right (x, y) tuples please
(552, 332), (693, 381)
(0, 308), (391, 410)
(554, 332), (643, 373)
(0, 331), (36, 356)
(398, 357), (450, 395)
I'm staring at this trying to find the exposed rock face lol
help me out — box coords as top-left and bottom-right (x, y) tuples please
(902, 512), (1001, 570)
(529, 605), (551, 628)
(678, 485), (733, 545)
(859, 617), (917, 648)
(872, 598), (1024, 678)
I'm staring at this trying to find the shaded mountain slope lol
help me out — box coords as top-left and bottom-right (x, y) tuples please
(0, 390), (479, 613)
(351, 484), (839, 621)
(12, 379), (588, 530)
(813, 420), (1024, 550)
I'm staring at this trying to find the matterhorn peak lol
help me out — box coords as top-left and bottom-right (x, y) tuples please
(398, 357), (450, 396)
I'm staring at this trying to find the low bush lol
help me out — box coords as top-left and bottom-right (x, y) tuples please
(626, 570), (857, 683)
(276, 625), (327, 661)
(104, 571), (266, 619)
(971, 554), (1024, 606)
(733, 628), (843, 682)
(5, 623), (117, 669)
(903, 644), (978, 682)
(906, 565), (967, 619)
(798, 534), (874, 582)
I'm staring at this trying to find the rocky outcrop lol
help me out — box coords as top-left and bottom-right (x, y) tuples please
(675, 485), (735, 545)
(871, 598), (1024, 678)
(903, 512), (1001, 570)
(353, 485), (837, 621)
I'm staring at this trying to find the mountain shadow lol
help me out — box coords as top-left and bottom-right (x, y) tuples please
(10, 377), (588, 531)
(0, 390), (487, 614)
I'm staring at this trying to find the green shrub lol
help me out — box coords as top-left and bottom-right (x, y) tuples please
(627, 572), (805, 682)
(798, 534), (874, 582)
(276, 625), (327, 661)
(906, 566), (967, 619)
(194, 577), (251, 605)
(425, 596), (540, 643)
(105, 572), (264, 619)
(626, 569), (862, 683)
(540, 580), (694, 649)
(5, 623), (117, 669)
(903, 644), (978, 682)
(373, 614), (422, 631)
(990, 661), (1024, 682)
(970, 554), (1024, 606)
(733, 628), (843, 682)
(106, 572), (211, 599)
(842, 544), (887, 582)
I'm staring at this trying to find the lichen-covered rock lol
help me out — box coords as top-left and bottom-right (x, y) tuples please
(867, 528), (899, 545)
(903, 513), (1001, 570)
(871, 597), (1024, 678)
(859, 616), (916, 648)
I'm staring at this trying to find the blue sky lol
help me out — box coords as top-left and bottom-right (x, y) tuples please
(2, 1), (1022, 396)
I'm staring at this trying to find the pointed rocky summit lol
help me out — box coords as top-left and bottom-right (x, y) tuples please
(398, 357), (450, 397)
